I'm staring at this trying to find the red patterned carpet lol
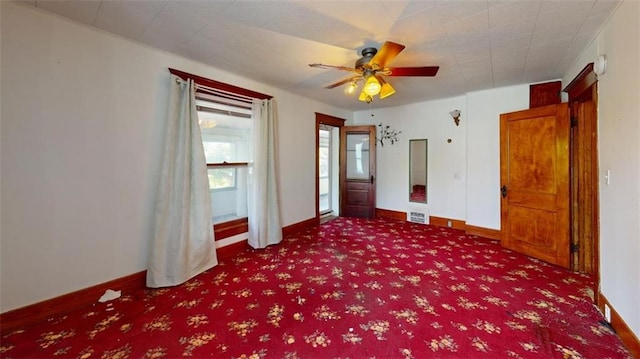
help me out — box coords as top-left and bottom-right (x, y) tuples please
(1, 217), (632, 358)
(410, 185), (426, 203)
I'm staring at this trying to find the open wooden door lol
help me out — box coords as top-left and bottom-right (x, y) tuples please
(500, 103), (570, 268)
(340, 126), (376, 218)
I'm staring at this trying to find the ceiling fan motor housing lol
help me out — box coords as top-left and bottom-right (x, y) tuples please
(355, 47), (378, 70)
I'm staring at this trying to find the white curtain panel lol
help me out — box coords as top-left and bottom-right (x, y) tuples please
(248, 99), (283, 249)
(147, 75), (218, 287)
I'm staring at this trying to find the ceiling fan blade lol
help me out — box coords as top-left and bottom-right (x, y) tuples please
(386, 66), (440, 77)
(376, 76), (396, 99)
(309, 63), (358, 73)
(325, 76), (359, 89)
(369, 41), (405, 69)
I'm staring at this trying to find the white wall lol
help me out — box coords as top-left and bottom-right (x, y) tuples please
(354, 87), (533, 227)
(354, 97), (467, 219)
(465, 85), (530, 229)
(0, 2), (350, 312)
(563, 0), (639, 339)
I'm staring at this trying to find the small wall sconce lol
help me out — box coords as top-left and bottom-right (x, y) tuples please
(594, 54), (607, 76)
(449, 110), (461, 126)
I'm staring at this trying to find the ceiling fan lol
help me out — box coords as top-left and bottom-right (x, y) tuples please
(309, 41), (439, 102)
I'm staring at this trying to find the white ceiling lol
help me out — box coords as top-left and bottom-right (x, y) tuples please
(19, 0), (620, 111)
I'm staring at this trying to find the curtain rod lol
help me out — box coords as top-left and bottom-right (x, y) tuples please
(195, 84), (254, 104)
(173, 76), (255, 105)
(196, 93), (252, 111)
(169, 68), (272, 100)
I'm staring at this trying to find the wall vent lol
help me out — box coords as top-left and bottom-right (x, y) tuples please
(407, 208), (429, 224)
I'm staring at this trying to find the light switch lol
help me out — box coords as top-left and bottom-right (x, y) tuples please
(604, 169), (611, 185)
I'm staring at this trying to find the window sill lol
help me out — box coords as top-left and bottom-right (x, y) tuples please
(213, 217), (248, 241)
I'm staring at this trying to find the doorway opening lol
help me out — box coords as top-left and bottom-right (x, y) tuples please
(319, 124), (339, 220)
(315, 113), (346, 224)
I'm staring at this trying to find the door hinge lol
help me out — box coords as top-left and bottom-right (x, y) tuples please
(571, 117), (578, 128)
(570, 244), (580, 253)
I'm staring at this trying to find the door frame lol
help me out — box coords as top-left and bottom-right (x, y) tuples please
(563, 63), (600, 300)
(318, 124), (336, 217)
(315, 113), (345, 223)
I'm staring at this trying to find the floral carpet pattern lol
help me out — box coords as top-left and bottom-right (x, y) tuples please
(410, 185), (426, 203)
(1, 217), (632, 358)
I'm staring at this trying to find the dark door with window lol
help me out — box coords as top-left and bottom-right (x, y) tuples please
(340, 126), (376, 218)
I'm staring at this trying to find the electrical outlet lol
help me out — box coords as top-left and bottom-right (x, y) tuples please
(604, 304), (611, 322)
(447, 220), (452, 227)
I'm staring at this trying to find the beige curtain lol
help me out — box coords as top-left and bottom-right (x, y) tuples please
(147, 75), (218, 287)
(247, 99), (282, 249)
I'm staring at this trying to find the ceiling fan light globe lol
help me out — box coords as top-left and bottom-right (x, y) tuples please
(364, 76), (381, 96)
(346, 82), (358, 94)
(358, 90), (371, 102)
(379, 83), (395, 99)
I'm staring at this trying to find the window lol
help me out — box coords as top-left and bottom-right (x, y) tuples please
(196, 94), (252, 224)
(202, 141), (238, 191)
(169, 68), (272, 239)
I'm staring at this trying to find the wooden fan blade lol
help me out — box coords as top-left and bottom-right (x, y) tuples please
(325, 76), (359, 89)
(309, 63), (358, 73)
(386, 66), (440, 77)
(376, 76), (396, 99)
(369, 41), (405, 69)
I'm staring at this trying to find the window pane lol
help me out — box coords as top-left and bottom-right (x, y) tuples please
(200, 128), (250, 163)
(208, 168), (236, 190)
(346, 133), (370, 180)
(209, 166), (248, 224)
(203, 142), (234, 163)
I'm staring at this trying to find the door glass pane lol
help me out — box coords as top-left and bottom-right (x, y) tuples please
(346, 133), (370, 180)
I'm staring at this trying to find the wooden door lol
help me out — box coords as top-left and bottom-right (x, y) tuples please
(340, 126), (376, 218)
(500, 103), (570, 268)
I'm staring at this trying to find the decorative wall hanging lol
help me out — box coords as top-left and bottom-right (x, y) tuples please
(377, 123), (401, 147)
